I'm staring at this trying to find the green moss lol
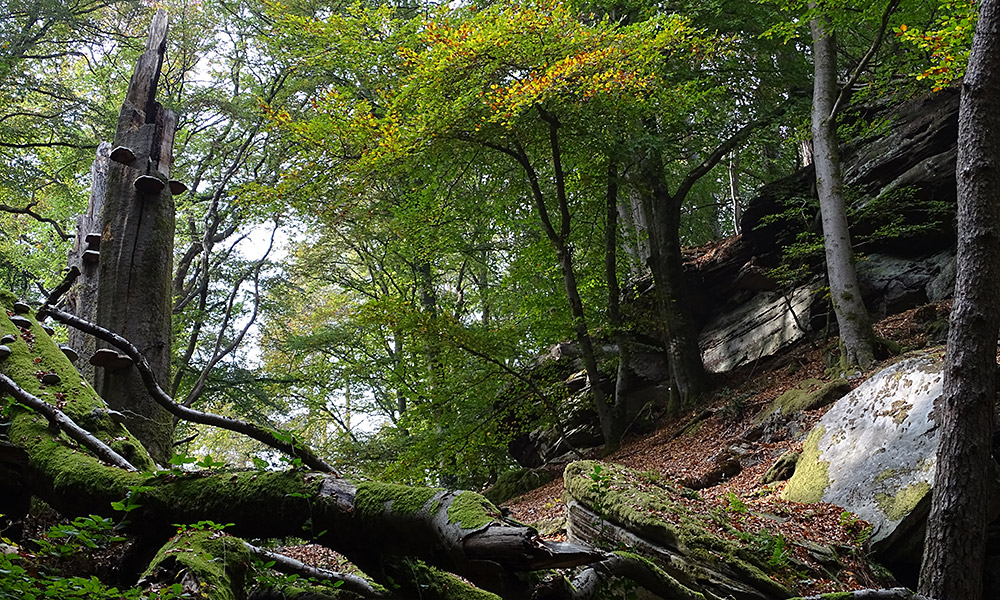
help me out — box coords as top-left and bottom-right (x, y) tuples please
(874, 468), (900, 484)
(0, 295), (155, 471)
(484, 468), (555, 504)
(784, 426), (831, 504)
(354, 482), (442, 517)
(757, 379), (849, 424)
(446, 491), (500, 530)
(876, 481), (931, 521)
(142, 530), (252, 600)
(388, 558), (501, 600)
(564, 462), (792, 597)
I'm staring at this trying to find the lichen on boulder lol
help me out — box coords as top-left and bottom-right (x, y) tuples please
(784, 352), (947, 561)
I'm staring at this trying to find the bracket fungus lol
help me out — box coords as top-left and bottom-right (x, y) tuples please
(59, 345), (80, 362)
(9, 315), (31, 329)
(90, 348), (134, 371)
(0, 345), (9, 360)
(84, 233), (102, 248)
(42, 324), (55, 336)
(82, 250), (100, 264)
(12, 302), (30, 314)
(109, 146), (136, 164)
(0, 335), (15, 345)
(40, 372), (61, 385)
(168, 180), (188, 196)
(133, 175), (165, 195)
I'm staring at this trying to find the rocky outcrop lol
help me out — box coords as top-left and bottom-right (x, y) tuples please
(699, 282), (821, 373)
(855, 251), (956, 319)
(564, 461), (889, 600)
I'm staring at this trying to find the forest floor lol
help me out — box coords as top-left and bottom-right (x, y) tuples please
(498, 300), (952, 596)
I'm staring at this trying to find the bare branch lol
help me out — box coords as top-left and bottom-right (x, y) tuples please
(0, 373), (136, 470)
(0, 202), (73, 241)
(38, 305), (340, 475)
(242, 541), (390, 598)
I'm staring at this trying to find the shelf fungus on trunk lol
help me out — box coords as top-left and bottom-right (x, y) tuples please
(90, 348), (134, 371)
(40, 372), (61, 386)
(168, 180), (188, 196)
(109, 146), (137, 165)
(59, 345), (80, 362)
(82, 250), (100, 264)
(0, 335), (15, 345)
(0, 345), (10, 360)
(133, 175), (166, 195)
(84, 233), (102, 248)
(12, 302), (30, 314)
(9, 315), (31, 329)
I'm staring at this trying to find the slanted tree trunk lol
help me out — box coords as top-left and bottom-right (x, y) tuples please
(808, 7), (875, 370)
(95, 9), (178, 464)
(918, 1), (1000, 598)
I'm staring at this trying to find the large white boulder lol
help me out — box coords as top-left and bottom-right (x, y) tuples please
(784, 353), (944, 555)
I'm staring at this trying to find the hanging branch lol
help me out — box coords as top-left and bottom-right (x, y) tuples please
(37, 305), (340, 475)
(0, 373), (136, 470)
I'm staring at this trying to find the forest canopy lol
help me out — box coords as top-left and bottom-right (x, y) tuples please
(0, 0), (989, 598)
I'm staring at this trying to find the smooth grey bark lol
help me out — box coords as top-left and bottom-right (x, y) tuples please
(95, 9), (176, 463)
(918, 1), (1000, 598)
(808, 9), (875, 370)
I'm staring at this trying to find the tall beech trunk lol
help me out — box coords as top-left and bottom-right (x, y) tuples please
(809, 8), (875, 370)
(918, 1), (1000, 597)
(94, 10), (177, 463)
(495, 111), (618, 449)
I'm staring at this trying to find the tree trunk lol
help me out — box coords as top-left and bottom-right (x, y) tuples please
(809, 8), (875, 370)
(64, 142), (110, 386)
(95, 9), (177, 464)
(918, 1), (1000, 598)
(633, 146), (708, 413)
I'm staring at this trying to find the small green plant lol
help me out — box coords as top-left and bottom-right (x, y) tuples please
(36, 515), (124, 557)
(638, 469), (662, 485)
(172, 520), (234, 534)
(839, 510), (874, 545)
(724, 492), (748, 514)
(589, 464), (612, 512)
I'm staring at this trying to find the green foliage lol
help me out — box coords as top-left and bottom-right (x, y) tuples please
(36, 516), (124, 558)
(897, 0), (976, 90)
(724, 492), (748, 514)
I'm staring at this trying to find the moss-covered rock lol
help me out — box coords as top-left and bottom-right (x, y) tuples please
(783, 427), (830, 503)
(483, 468), (555, 504)
(564, 461), (793, 599)
(142, 530), (253, 600)
(783, 353), (945, 562)
(755, 378), (851, 425)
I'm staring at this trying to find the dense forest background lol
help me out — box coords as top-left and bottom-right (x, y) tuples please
(0, 0), (993, 598)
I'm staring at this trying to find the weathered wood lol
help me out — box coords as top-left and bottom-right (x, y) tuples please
(95, 9), (176, 463)
(65, 143), (109, 385)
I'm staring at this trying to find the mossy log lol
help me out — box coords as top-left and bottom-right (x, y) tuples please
(1, 291), (604, 599)
(789, 590), (930, 600)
